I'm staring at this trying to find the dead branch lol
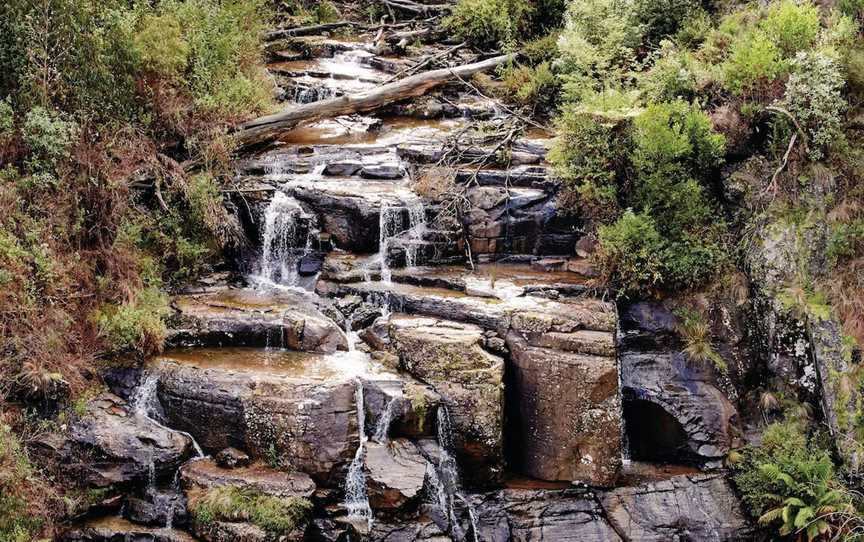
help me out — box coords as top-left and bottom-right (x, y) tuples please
(265, 22), (353, 41)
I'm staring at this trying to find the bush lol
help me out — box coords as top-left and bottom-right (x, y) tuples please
(630, 101), (725, 179)
(556, 0), (642, 88)
(760, 0), (821, 57)
(596, 210), (666, 294)
(92, 286), (168, 355)
(722, 31), (785, 97)
(782, 51), (847, 161)
(21, 107), (77, 173)
(192, 486), (313, 534)
(0, 424), (53, 541)
(839, 0), (864, 18)
(638, 42), (699, 103)
(134, 13), (189, 78)
(549, 107), (627, 220)
(629, 0), (704, 46)
(733, 416), (863, 541)
(445, 0), (534, 49)
(500, 62), (560, 108)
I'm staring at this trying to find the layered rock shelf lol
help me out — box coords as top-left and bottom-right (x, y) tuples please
(59, 16), (753, 542)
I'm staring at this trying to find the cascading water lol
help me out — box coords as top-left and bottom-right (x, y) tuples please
(428, 406), (479, 542)
(293, 85), (337, 104)
(133, 373), (205, 458)
(258, 192), (302, 287)
(372, 397), (398, 443)
(378, 199), (426, 282)
(344, 380), (373, 529)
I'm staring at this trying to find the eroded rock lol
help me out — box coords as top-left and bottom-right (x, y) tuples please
(364, 439), (428, 509)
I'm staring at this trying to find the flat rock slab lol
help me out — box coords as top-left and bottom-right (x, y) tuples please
(600, 474), (753, 541)
(33, 393), (193, 490)
(152, 352), (365, 486)
(61, 516), (198, 542)
(365, 439), (429, 510)
(181, 458), (316, 498)
(168, 288), (347, 353)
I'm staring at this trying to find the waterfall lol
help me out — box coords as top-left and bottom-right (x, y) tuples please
(344, 314), (357, 352)
(344, 380), (373, 528)
(372, 397), (397, 443)
(378, 200), (427, 282)
(293, 85), (337, 104)
(132, 373), (205, 458)
(428, 406), (479, 542)
(258, 192), (302, 287)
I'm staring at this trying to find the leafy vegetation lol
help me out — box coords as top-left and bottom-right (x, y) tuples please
(734, 415), (864, 541)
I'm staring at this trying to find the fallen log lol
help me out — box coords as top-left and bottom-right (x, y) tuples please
(235, 54), (513, 148)
(381, 0), (450, 14)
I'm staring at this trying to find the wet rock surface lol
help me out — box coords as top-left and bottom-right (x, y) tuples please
(364, 439), (429, 510)
(180, 458), (316, 498)
(33, 393), (193, 490)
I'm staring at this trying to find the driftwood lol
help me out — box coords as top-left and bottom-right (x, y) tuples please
(235, 54), (514, 148)
(380, 0), (450, 15)
(265, 22), (353, 41)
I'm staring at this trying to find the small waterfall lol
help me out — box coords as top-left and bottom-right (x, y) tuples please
(344, 380), (373, 528)
(430, 406), (480, 542)
(344, 313), (358, 352)
(405, 201), (427, 269)
(378, 200), (427, 282)
(293, 85), (337, 104)
(133, 373), (205, 458)
(372, 397), (397, 444)
(258, 192), (303, 287)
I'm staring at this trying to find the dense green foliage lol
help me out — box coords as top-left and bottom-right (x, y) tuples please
(734, 416), (864, 541)
(0, 1), (272, 536)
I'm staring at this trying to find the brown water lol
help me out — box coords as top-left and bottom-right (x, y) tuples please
(153, 347), (396, 380)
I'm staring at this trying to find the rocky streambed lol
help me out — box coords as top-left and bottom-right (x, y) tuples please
(51, 20), (755, 542)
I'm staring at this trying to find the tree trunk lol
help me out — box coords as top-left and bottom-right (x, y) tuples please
(235, 54), (513, 148)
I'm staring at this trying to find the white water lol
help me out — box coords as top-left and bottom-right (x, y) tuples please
(293, 84), (337, 104)
(430, 406), (479, 542)
(133, 373), (205, 458)
(372, 397), (398, 444)
(344, 380), (373, 528)
(378, 200), (426, 282)
(257, 192), (303, 286)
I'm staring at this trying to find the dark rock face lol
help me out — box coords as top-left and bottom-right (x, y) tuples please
(600, 474), (753, 541)
(33, 394), (193, 490)
(168, 289), (347, 353)
(507, 332), (621, 486)
(125, 488), (189, 528)
(154, 358), (357, 486)
(61, 517), (198, 542)
(619, 302), (740, 466)
(215, 447), (251, 469)
(469, 488), (622, 542)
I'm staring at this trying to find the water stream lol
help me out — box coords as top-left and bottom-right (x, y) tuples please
(372, 397), (397, 444)
(344, 380), (373, 529)
(378, 200), (426, 282)
(257, 191), (303, 287)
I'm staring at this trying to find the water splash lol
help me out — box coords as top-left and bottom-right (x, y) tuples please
(428, 406), (479, 542)
(344, 380), (373, 528)
(132, 373), (205, 458)
(373, 397), (398, 444)
(378, 200), (426, 282)
(258, 192), (302, 286)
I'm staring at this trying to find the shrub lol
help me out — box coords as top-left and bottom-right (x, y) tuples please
(134, 13), (189, 78)
(638, 42), (699, 103)
(92, 286), (168, 355)
(0, 424), (52, 541)
(595, 210), (666, 294)
(839, 0), (864, 18)
(675, 307), (727, 371)
(629, 0), (704, 46)
(0, 99), (13, 137)
(21, 107), (77, 172)
(782, 51), (847, 161)
(192, 486), (313, 534)
(500, 62), (560, 108)
(556, 0), (642, 88)
(722, 31), (785, 97)
(549, 107), (627, 220)
(733, 416), (863, 541)
(314, 1), (340, 23)
(630, 101), (725, 179)
(445, 0), (534, 49)
(760, 0), (821, 57)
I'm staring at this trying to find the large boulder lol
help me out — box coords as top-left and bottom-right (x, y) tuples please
(180, 459), (316, 498)
(388, 315), (505, 487)
(506, 332), (621, 486)
(152, 354), (358, 486)
(599, 474), (753, 541)
(364, 439), (428, 510)
(167, 288), (347, 353)
(33, 393), (193, 491)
